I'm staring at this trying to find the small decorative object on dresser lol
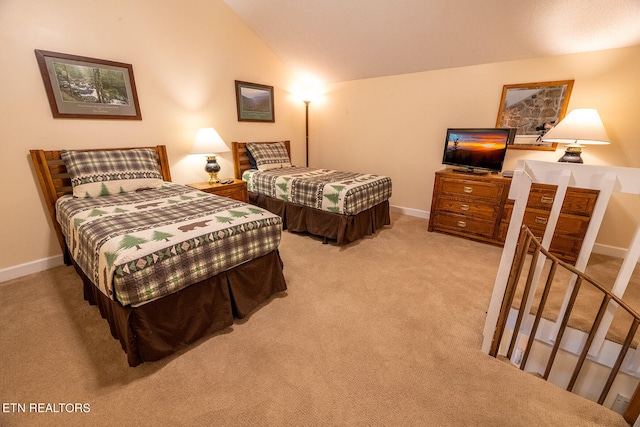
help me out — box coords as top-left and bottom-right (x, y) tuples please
(187, 179), (248, 203)
(428, 169), (598, 264)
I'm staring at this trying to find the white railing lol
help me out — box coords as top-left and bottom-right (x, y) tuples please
(481, 160), (640, 423)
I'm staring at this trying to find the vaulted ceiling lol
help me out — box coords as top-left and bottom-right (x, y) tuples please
(224, 0), (640, 83)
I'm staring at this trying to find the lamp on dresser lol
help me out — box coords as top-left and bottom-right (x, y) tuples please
(191, 127), (230, 183)
(541, 108), (610, 163)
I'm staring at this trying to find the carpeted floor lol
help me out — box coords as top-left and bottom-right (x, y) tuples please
(0, 213), (629, 426)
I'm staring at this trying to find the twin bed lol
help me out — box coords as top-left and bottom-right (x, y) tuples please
(30, 146), (287, 367)
(232, 141), (392, 244)
(30, 141), (391, 366)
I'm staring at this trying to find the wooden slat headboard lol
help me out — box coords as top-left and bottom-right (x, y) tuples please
(29, 145), (172, 255)
(231, 141), (291, 180)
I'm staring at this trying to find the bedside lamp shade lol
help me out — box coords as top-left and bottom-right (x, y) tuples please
(192, 127), (230, 183)
(541, 109), (610, 163)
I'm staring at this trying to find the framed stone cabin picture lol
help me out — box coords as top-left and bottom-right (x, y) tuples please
(496, 80), (574, 151)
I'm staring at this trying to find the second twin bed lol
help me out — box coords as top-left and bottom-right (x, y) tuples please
(232, 140), (392, 244)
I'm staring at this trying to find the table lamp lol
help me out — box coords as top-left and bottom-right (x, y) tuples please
(191, 127), (230, 183)
(541, 108), (610, 163)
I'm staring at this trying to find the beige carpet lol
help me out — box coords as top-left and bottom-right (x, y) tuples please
(0, 213), (629, 426)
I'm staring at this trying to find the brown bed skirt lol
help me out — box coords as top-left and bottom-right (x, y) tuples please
(249, 193), (390, 244)
(76, 250), (287, 367)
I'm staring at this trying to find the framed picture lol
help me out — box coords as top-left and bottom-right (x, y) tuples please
(495, 80), (574, 151)
(35, 49), (142, 120)
(235, 80), (275, 122)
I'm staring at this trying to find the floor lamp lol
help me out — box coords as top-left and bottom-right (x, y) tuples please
(304, 100), (310, 167)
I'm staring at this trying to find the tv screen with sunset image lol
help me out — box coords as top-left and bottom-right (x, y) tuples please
(442, 128), (515, 174)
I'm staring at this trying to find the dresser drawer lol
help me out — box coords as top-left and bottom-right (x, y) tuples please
(431, 212), (496, 239)
(436, 197), (499, 220)
(524, 186), (557, 210)
(187, 180), (249, 203)
(502, 207), (591, 237)
(213, 186), (247, 201)
(497, 224), (582, 263)
(440, 178), (505, 201)
(561, 189), (599, 216)
(548, 235), (583, 263)
(519, 185), (598, 215)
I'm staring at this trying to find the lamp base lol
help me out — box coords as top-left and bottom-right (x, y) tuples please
(558, 145), (583, 164)
(207, 172), (220, 184)
(204, 155), (221, 183)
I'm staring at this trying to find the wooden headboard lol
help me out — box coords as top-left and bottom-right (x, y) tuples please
(29, 145), (172, 255)
(231, 141), (291, 180)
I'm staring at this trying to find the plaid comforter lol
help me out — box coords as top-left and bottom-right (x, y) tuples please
(243, 167), (392, 215)
(56, 183), (282, 306)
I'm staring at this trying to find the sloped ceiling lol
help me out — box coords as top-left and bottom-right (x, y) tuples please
(224, 0), (640, 83)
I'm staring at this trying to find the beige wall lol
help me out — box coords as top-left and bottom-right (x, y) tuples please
(0, 0), (305, 270)
(1, 0), (639, 273)
(313, 45), (640, 249)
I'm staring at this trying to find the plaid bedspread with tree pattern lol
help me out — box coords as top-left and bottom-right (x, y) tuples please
(242, 167), (392, 215)
(56, 183), (282, 306)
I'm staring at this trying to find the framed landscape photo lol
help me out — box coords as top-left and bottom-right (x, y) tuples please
(35, 49), (142, 120)
(235, 80), (275, 122)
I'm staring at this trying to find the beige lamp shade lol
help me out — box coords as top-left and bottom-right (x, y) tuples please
(191, 127), (229, 183)
(541, 109), (610, 164)
(541, 108), (610, 145)
(191, 127), (230, 155)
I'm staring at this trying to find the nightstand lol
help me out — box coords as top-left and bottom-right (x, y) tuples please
(187, 179), (248, 203)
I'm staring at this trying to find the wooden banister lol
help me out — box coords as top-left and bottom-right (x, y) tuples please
(490, 225), (640, 423)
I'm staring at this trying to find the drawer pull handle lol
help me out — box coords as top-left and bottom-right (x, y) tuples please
(535, 216), (548, 225)
(463, 186), (473, 193)
(540, 196), (554, 204)
(460, 204), (470, 211)
(457, 220), (467, 228)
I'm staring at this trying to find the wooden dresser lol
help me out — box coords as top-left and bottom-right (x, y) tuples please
(428, 169), (599, 263)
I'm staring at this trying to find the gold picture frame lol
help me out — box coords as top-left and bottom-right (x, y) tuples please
(496, 80), (574, 151)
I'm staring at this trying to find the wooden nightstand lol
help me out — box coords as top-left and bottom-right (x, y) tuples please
(187, 179), (248, 203)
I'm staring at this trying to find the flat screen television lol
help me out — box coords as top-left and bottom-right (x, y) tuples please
(442, 128), (515, 174)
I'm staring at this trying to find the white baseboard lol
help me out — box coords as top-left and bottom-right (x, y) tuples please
(390, 205), (429, 219)
(390, 205), (630, 260)
(0, 255), (64, 285)
(592, 243), (629, 259)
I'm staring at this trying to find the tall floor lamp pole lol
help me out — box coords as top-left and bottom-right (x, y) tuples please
(304, 100), (310, 167)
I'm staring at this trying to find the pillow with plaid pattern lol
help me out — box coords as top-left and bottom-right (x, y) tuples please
(62, 148), (164, 198)
(246, 142), (291, 171)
